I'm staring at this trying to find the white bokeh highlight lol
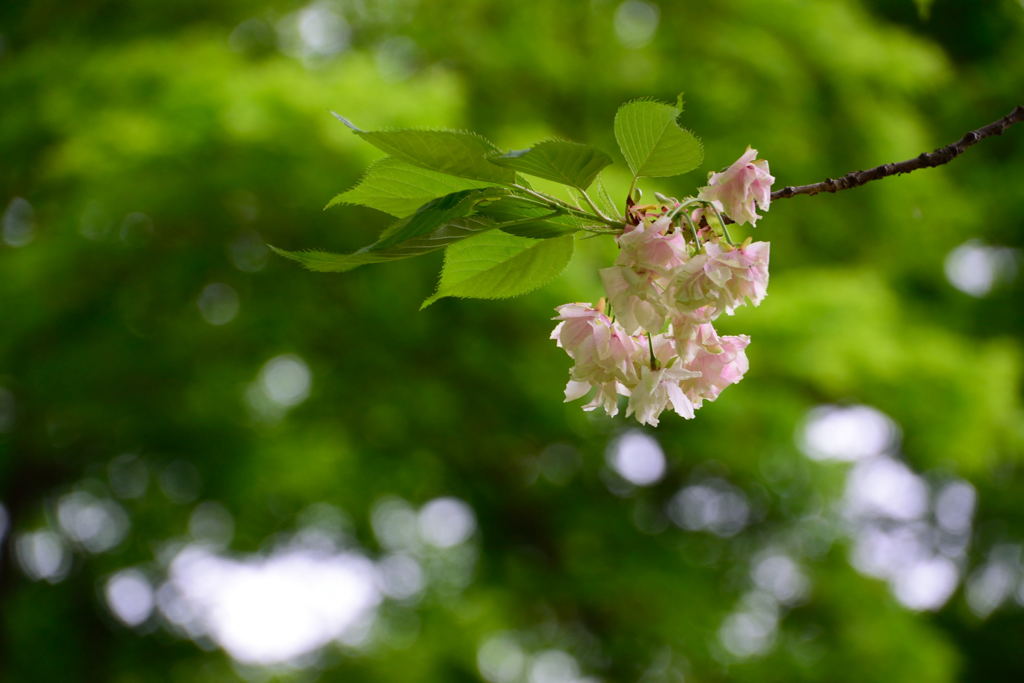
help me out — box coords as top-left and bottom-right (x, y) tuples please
(614, 0), (660, 48)
(967, 545), (1021, 618)
(478, 634), (527, 683)
(751, 552), (809, 606)
(799, 404), (899, 462)
(944, 240), (1018, 297)
(608, 430), (666, 486)
(667, 478), (750, 537)
(418, 497), (476, 549)
(844, 456), (928, 522)
(278, 1), (350, 62)
(158, 543), (381, 666)
(247, 354), (313, 420)
(57, 490), (129, 553)
(105, 569), (155, 626)
(719, 592), (779, 659)
(801, 403), (975, 613)
(16, 529), (71, 583)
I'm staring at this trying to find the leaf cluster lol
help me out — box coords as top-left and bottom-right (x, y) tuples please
(275, 98), (704, 306)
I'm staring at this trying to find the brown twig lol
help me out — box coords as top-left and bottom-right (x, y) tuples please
(771, 104), (1024, 201)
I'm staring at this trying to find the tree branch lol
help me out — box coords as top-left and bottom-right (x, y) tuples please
(771, 104), (1024, 201)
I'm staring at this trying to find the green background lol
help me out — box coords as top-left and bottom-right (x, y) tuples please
(2, 0), (1023, 680)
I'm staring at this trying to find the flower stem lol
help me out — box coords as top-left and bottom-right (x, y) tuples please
(665, 197), (703, 223)
(512, 185), (622, 227)
(625, 176), (638, 216)
(681, 212), (702, 250)
(578, 189), (616, 223)
(706, 202), (736, 246)
(721, 223), (736, 246)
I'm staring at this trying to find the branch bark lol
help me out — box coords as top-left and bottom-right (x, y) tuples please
(771, 104), (1024, 201)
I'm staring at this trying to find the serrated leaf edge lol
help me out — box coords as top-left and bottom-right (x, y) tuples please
(614, 99), (704, 178)
(421, 235), (573, 309)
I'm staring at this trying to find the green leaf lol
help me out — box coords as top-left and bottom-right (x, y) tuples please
(374, 187), (505, 248)
(489, 140), (612, 189)
(349, 126), (516, 184)
(498, 221), (581, 239)
(273, 188), (507, 272)
(326, 157), (493, 217)
(613, 99), (703, 178)
(476, 197), (585, 238)
(270, 215), (497, 272)
(422, 231), (574, 308)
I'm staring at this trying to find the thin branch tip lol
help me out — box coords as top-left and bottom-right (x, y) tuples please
(772, 104), (1024, 201)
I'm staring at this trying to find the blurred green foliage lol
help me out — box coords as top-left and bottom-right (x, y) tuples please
(1, 0), (1024, 681)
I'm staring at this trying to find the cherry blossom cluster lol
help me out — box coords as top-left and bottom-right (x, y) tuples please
(551, 148), (774, 426)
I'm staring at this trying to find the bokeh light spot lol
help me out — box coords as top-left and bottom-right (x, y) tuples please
(260, 354), (312, 407)
(752, 552), (809, 606)
(845, 456), (928, 521)
(799, 404), (899, 462)
(529, 649), (580, 683)
(105, 569), (155, 626)
(891, 556), (959, 611)
(418, 497), (476, 549)
(16, 529), (71, 583)
(478, 633), (526, 683)
(944, 240), (1018, 296)
(3, 196), (35, 247)
(719, 593), (778, 659)
(189, 501), (235, 547)
(372, 498), (419, 551)
(935, 481), (976, 535)
(966, 546), (1020, 617)
(278, 1), (350, 62)
(377, 553), (425, 601)
(668, 479), (749, 537)
(197, 282), (240, 325)
(158, 543), (381, 666)
(57, 490), (129, 553)
(608, 430), (666, 486)
(614, 0), (660, 48)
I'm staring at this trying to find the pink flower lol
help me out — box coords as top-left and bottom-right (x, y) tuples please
(551, 303), (609, 358)
(671, 251), (717, 312)
(551, 303), (642, 416)
(668, 319), (748, 407)
(600, 266), (673, 335)
(616, 216), (688, 273)
(565, 379), (625, 417)
(599, 217), (689, 335)
(703, 241), (770, 313)
(626, 364), (701, 426)
(553, 180), (771, 424)
(552, 304), (639, 378)
(681, 334), (750, 407)
(671, 319), (724, 362)
(672, 241), (770, 315)
(697, 147), (774, 226)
